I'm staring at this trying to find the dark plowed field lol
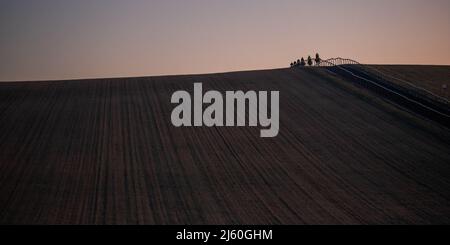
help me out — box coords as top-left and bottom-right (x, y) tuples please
(1, 67), (450, 224)
(370, 65), (450, 99)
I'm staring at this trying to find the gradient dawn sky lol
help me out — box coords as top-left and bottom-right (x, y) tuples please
(1, 0), (449, 81)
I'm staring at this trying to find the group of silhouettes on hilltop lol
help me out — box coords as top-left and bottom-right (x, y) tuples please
(290, 53), (321, 67)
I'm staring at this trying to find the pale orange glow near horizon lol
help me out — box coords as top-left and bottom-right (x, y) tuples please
(1, 0), (449, 81)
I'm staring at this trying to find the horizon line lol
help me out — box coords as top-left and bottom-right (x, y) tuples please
(1, 62), (450, 83)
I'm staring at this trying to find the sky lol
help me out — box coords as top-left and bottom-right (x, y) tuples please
(0, 0), (449, 81)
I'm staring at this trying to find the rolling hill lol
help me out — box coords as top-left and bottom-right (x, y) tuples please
(0, 66), (450, 224)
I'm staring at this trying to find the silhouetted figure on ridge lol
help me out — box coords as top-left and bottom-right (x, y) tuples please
(307, 56), (313, 66)
(315, 53), (321, 66)
(300, 57), (306, 66)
